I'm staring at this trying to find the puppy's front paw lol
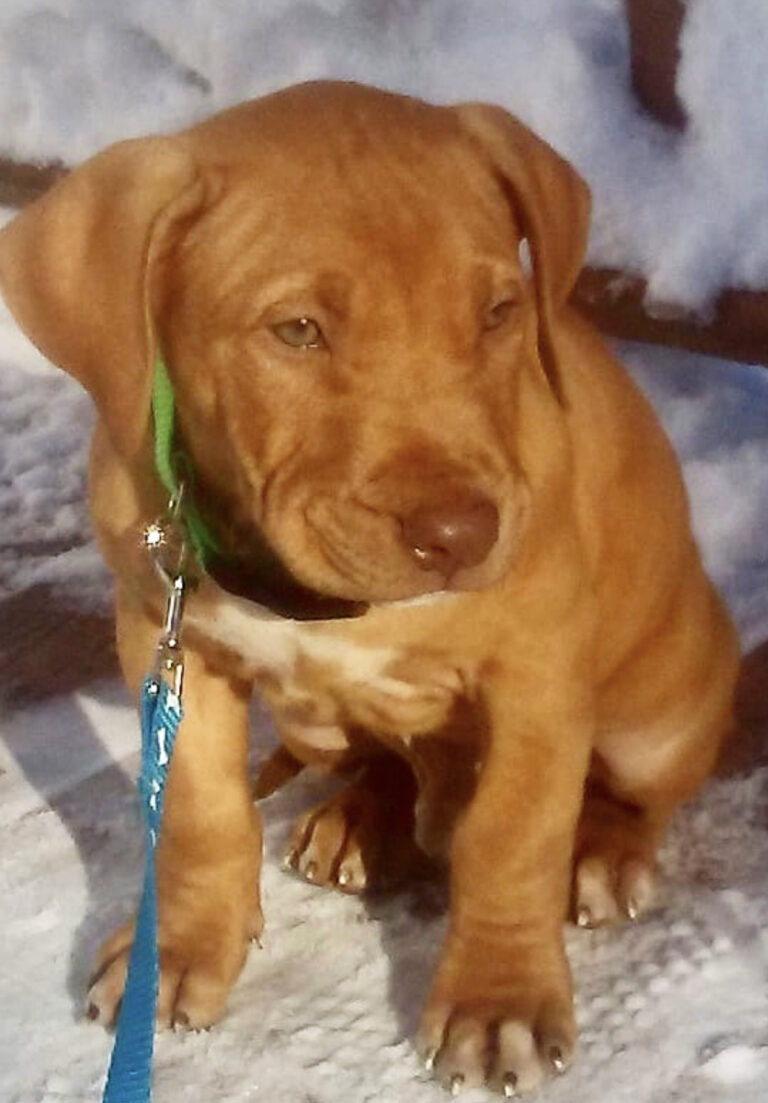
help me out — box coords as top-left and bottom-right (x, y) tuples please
(87, 867), (263, 1031)
(417, 927), (575, 1095)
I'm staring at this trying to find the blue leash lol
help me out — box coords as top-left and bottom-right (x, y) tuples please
(101, 515), (189, 1103)
(102, 677), (183, 1103)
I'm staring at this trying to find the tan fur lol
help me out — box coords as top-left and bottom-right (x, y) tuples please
(0, 82), (738, 1093)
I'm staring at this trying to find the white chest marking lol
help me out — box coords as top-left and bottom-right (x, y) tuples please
(188, 591), (420, 698)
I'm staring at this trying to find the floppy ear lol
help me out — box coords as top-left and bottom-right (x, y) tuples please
(0, 137), (204, 457)
(455, 103), (591, 403)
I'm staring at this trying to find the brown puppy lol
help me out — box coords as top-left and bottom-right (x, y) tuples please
(0, 82), (738, 1094)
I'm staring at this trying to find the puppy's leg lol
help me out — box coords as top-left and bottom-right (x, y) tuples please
(286, 754), (424, 893)
(88, 590), (262, 1030)
(572, 703), (734, 927)
(419, 669), (592, 1094)
(573, 588), (739, 927)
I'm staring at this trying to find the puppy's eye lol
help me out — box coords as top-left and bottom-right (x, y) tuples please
(271, 317), (327, 350)
(484, 299), (518, 331)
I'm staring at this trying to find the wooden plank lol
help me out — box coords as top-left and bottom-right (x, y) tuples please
(625, 0), (687, 130)
(0, 158), (67, 208)
(573, 268), (768, 369)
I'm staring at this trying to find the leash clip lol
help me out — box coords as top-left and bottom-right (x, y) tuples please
(143, 484), (194, 699)
(153, 573), (187, 698)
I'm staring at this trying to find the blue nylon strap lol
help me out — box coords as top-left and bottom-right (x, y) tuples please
(102, 677), (183, 1103)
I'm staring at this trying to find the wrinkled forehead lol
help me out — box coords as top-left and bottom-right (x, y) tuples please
(174, 106), (522, 315)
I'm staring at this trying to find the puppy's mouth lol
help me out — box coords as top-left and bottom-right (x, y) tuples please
(377, 590), (456, 610)
(291, 484), (518, 604)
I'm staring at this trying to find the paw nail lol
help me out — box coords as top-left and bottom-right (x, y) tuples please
(304, 860), (318, 881)
(174, 1010), (190, 1031)
(282, 850), (297, 870)
(502, 1071), (518, 1097)
(423, 1047), (438, 1072)
(549, 1046), (566, 1074)
(449, 1073), (465, 1096)
(576, 905), (592, 928)
(626, 897), (639, 921)
(337, 868), (351, 886)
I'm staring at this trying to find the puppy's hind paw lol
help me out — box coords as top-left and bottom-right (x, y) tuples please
(573, 854), (655, 928)
(285, 758), (422, 894)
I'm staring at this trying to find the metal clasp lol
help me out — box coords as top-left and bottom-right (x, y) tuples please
(143, 484), (194, 699)
(154, 573), (187, 698)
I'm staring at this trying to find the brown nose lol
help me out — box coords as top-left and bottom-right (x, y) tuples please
(401, 492), (499, 577)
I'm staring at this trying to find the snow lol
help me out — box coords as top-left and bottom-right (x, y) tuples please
(699, 1044), (768, 1087)
(1, 5), (768, 1101)
(620, 344), (768, 652)
(2, 1), (768, 309)
(0, 249), (105, 612)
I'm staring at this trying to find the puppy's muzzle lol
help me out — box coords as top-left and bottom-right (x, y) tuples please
(399, 490), (499, 581)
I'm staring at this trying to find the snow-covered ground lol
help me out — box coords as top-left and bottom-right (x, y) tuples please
(1, 2), (768, 1101)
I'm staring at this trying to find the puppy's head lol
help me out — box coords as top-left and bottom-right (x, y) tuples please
(0, 82), (589, 605)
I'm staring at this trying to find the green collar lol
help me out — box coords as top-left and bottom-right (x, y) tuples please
(151, 353), (221, 569)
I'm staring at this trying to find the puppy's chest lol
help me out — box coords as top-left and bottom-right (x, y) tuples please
(190, 595), (462, 750)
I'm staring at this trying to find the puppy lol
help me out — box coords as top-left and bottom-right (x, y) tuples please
(0, 81), (738, 1094)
